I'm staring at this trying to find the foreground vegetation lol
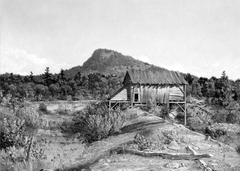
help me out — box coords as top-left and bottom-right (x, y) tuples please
(1, 67), (240, 170)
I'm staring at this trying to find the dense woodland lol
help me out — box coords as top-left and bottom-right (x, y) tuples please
(1, 66), (240, 107)
(0, 67), (123, 102)
(0, 49), (240, 110)
(185, 71), (240, 105)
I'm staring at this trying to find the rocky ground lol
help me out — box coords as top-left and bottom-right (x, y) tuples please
(36, 109), (240, 171)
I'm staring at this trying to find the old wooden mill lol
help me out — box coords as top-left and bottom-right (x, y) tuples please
(109, 68), (188, 125)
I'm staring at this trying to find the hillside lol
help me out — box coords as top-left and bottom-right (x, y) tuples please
(64, 49), (153, 78)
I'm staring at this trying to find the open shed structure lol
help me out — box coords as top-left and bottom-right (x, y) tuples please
(109, 68), (188, 124)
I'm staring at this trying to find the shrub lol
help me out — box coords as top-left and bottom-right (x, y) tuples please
(0, 105), (41, 166)
(0, 117), (26, 150)
(205, 127), (227, 139)
(134, 134), (155, 151)
(0, 147), (47, 171)
(236, 145), (240, 155)
(73, 103), (125, 143)
(161, 129), (180, 144)
(187, 116), (208, 132)
(186, 104), (213, 132)
(38, 103), (47, 113)
(16, 106), (39, 131)
(57, 109), (71, 115)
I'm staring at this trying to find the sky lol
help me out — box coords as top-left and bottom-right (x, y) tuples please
(0, 0), (240, 80)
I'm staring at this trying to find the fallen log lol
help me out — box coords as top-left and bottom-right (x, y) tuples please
(185, 146), (213, 171)
(112, 147), (212, 160)
(197, 159), (213, 171)
(185, 146), (197, 155)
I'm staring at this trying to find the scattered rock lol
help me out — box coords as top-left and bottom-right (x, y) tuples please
(98, 159), (105, 163)
(180, 163), (187, 167)
(168, 141), (181, 150)
(193, 146), (200, 150)
(102, 163), (109, 167)
(165, 162), (180, 169)
(180, 136), (189, 143)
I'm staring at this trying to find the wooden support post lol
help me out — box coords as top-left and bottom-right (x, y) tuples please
(167, 85), (170, 114)
(131, 85), (134, 107)
(184, 84), (187, 125)
(167, 100), (169, 115)
(109, 100), (111, 114)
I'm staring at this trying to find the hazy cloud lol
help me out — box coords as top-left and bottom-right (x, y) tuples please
(0, 49), (73, 75)
(135, 55), (152, 64)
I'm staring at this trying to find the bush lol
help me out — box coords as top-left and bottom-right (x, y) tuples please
(0, 147), (47, 171)
(57, 109), (71, 115)
(0, 105), (41, 165)
(73, 103), (125, 143)
(134, 134), (155, 151)
(236, 145), (240, 155)
(161, 129), (180, 144)
(0, 117), (26, 150)
(39, 103), (47, 113)
(205, 127), (227, 139)
(187, 116), (208, 132)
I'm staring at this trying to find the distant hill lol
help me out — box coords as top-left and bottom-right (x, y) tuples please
(64, 48), (152, 78)
(59, 48), (198, 82)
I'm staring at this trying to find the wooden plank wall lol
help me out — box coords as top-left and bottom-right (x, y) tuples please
(169, 85), (184, 101)
(136, 85), (184, 104)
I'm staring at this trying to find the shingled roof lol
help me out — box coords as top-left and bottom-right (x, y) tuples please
(124, 68), (188, 85)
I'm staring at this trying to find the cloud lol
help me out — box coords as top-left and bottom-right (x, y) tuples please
(212, 62), (220, 67)
(161, 63), (211, 78)
(161, 63), (187, 73)
(0, 49), (73, 75)
(135, 55), (152, 64)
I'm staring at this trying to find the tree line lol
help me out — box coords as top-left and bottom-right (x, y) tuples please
(0, 67), (122, 103)
(1, 67), (240, 106)
(185, 71), (240, 106)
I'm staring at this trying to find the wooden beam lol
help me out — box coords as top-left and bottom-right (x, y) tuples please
(113, 147), (212, 160)
(131, 85), (134, 107)
(184, 84), (187, 125)
(175, 83), (185, 95)
(111, 101), (119, 109)
(169, 101), (186, 104)
(175, 103), (185, 112)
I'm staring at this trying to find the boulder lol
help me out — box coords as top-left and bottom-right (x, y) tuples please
(168, 141), (181, 150)
(165, 162), (180, 169)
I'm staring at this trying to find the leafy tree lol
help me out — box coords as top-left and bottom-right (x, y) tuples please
(185, 73), (194, 85)
(49, 84), (60, 98)
(191, 79), (202, 97)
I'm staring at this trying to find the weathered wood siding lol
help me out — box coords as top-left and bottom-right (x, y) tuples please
(111, 88), (128, 101)
(139, 86), (169, 104)
(169, 85), (184, 101)
(130, 85), (184, 104)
